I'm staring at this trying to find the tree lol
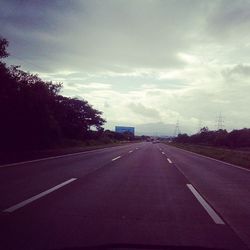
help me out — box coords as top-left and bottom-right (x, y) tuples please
(227, 128), (250, 148)
(0, 36), (106, 151)
(0, 65), (63, 149)
(213, 129), (228, 146)
(0, 37), (9, 58)
(199, 127), (209, 133)
(175, 133), (190, 143)
(54, 96), (106, 140)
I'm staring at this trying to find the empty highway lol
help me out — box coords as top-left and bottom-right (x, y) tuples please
(0, 142), (250, 250)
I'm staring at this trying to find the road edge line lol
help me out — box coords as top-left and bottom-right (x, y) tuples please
(0, 143), (140, 168)
(167, 145), (250, 172)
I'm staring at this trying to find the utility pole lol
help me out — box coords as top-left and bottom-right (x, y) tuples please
(216, 112), (224, 130)
(173, 120), (181, 137)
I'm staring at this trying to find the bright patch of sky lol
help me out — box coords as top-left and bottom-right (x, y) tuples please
(1, 0), (250, 135)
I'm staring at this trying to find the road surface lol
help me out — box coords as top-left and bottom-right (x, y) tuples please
(0, 142), (249, 250)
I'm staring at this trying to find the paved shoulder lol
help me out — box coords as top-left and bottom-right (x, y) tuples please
(161, 143), (250, 248)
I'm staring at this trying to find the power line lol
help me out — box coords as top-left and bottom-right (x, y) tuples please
(173, 120), (181, 137)
(216, 112), (224, 130)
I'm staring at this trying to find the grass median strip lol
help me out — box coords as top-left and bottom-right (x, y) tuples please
(3, 178), (77, 213)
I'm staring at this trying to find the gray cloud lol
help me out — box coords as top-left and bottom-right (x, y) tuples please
(135, 122), (175, 136)
(1, 0), (211, 72)
(223, 64), (250, 78)
(128, 103), (160, 119)
(1, 0), (250, 134)
(206, 0), (250, 42)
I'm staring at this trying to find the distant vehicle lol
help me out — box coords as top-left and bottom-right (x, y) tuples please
(152, 140), (160, 144)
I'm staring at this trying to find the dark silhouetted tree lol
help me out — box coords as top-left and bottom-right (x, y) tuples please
(0, 37), (106, 151)
(0, 37), (8, 58)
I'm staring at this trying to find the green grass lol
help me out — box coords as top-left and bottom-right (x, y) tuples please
(168, 143), (250, 170)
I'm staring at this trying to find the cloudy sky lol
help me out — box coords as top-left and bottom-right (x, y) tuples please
(1, 0), (250, 135)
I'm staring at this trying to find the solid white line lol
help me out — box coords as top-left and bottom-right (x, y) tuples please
(112, 156), (121, 161)
(186, 184), (225, 225)
(0, 144), (140, 168)
(169, 145), (250, 173)
(0, 147), (114, 168)
(167, 158), (172, 164)
(3, 178), (77, 213)
(129, 150), (133, 153)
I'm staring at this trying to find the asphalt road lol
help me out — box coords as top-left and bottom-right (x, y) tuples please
(0, 142), (249, 250)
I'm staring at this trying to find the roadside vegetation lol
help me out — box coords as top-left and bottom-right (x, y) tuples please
(0, 37), (147, 164)
(171, 127), (250, 169)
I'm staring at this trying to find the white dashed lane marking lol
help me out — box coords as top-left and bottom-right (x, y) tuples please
(187, 184), (225, 225)
(3, 178), (77, 213)
(111, 156), (121, 161)
(167, 158), (172, 164)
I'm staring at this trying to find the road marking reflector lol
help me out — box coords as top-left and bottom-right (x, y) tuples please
(129, 150), (133, 153)
(186, 184), (225, 225)
(135, 147), (139, 150)
(162, 152), (165, 155)
(3, 178), (77, 213)
(167, 158), (172, 164)
(112, 156), (121, 161)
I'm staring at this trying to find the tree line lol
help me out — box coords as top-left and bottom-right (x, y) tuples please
(174, 127), (250, 148)
(0, 37), (138, 152)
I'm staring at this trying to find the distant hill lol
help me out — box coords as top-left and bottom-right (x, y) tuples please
(105, 121), (177, 136)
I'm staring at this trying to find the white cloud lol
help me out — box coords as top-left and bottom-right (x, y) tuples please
(177, 53), (200, 64)
(80, 82), (112, 89)
(2, 0), (250, 134)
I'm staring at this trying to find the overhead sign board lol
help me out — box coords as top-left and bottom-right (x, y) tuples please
(115, 126), (135, 135)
